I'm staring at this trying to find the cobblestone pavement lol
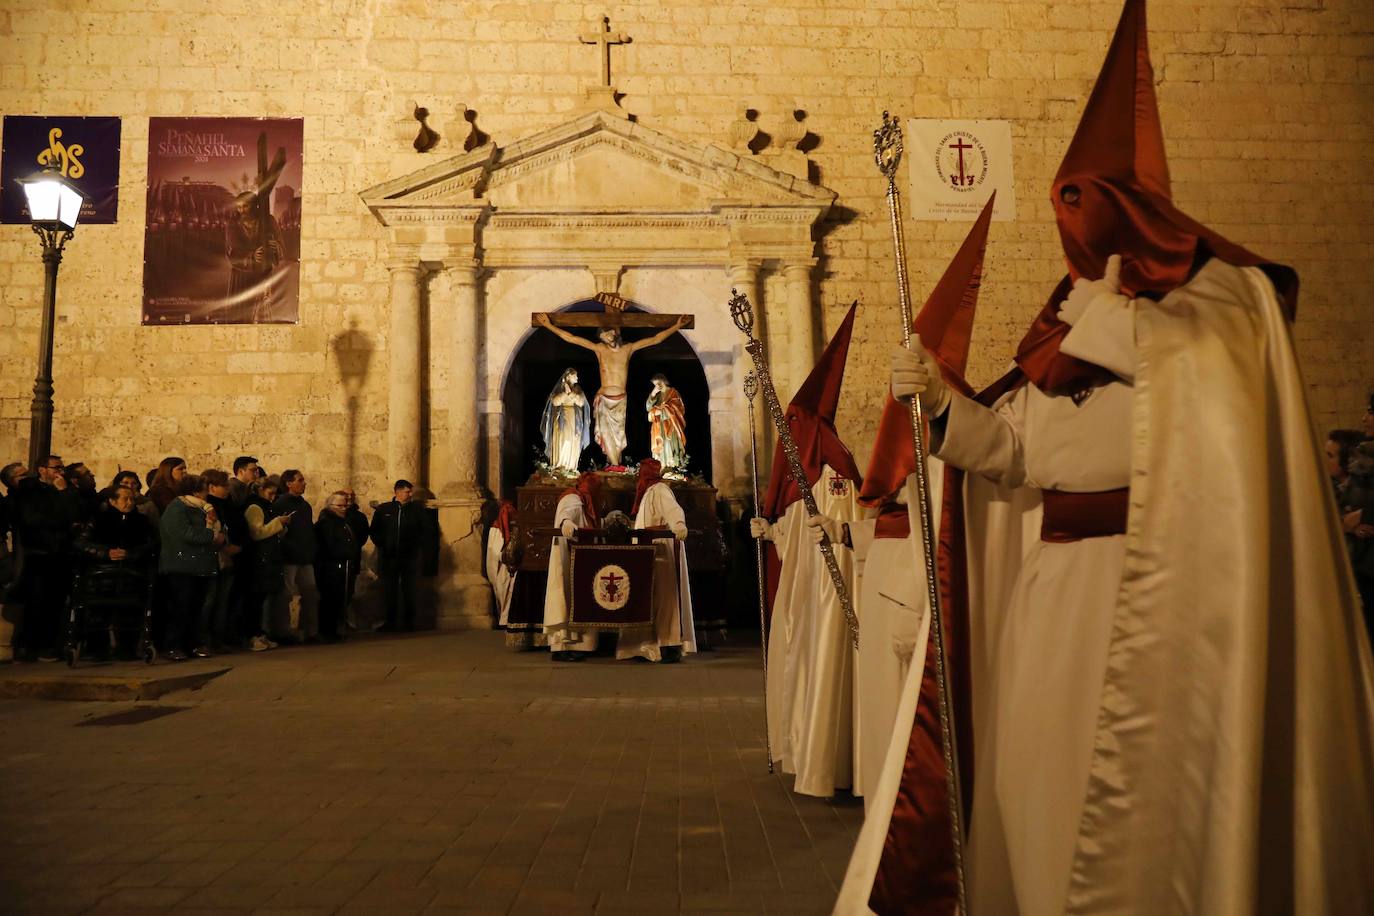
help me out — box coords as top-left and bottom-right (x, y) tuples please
(0, 632), (863, 915)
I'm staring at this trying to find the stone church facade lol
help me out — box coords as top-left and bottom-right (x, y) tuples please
(1, 1), (1371, 622)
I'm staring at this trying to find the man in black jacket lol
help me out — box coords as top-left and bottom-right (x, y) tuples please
(13, 456), (82, 660)
(315, 491), (357, 641)
(340, 488), (369, 631)
(272, 469), (318, 642)
(369, 480), (435, 631)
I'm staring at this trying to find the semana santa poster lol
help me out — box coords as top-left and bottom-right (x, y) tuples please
(142, 117), (303, 325)
(0, 115), (122, 224)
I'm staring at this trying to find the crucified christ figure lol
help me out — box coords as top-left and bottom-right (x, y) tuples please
(535, 313), (689, 466)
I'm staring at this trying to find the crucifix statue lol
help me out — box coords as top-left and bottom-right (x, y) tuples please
(533, 293), (693, 467)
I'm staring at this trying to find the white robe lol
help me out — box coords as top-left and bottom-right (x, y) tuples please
(618, 482), (698, 661)
(542, 493), (599, 653)
(768, 464), (860, 797)
(839, 260), (1374, 915)
(485, 526), (516, 627)
(848, 459), (944, 805)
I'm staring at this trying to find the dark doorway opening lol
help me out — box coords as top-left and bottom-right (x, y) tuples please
(499, 299), (711, 499)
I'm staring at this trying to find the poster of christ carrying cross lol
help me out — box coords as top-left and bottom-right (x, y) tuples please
(532, 293), (693, 468)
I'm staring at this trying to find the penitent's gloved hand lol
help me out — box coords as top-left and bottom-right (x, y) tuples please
(671, 521), (688, 541)
(890, 334), (951, 416)
(1060, 253), (1125, 326)
(806, 513), (844, 546)
(749, 517), (773, 541)
(560, 519), (576, 540)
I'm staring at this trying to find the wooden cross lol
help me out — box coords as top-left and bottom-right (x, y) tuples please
(580, 15), (630, 89)
(531, 292), (694, 331)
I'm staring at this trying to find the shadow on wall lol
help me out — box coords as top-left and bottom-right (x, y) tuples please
(331, 319), (375, 487)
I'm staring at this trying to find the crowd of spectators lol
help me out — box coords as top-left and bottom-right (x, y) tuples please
(1326, 391), (1374, 640)
(0, 455), (437, 663)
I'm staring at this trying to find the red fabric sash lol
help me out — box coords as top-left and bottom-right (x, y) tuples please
(869, 466), (974, 916)
(874, 503), (911, 541)
(1040, 487), (1129, 543)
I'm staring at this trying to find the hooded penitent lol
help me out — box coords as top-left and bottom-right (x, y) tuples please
(862, 195), (994, 916)
(631, 459), (664, 516)
(759, 302), (863, 519)
(560, 471), (602, 528)
(1015, 0), (1298, 397)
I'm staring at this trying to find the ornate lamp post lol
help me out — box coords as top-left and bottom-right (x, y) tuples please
(16, 166), (84, 469)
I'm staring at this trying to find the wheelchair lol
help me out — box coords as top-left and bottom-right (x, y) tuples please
(62, 560), (157, 667)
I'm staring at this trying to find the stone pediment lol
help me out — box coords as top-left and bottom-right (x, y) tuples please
(360, 109), (835, 224)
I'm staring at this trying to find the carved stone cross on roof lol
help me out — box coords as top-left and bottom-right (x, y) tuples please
(580, 14), (630, 90)
(531, 292), (694, 332)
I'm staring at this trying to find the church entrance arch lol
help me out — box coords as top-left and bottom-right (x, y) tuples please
(499, 298), (710, 499)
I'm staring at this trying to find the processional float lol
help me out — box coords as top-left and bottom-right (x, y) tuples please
(873, 110), (969, 913)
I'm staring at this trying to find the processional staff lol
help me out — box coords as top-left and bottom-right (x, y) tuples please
(742, 370), (773, 773)
(729, 290), (860, 650)
(873, 110), (969, 913)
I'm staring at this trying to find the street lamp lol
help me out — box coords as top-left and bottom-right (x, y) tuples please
(16, 166), (84, 469)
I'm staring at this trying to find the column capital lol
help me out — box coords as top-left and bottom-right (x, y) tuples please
(384, 255), (423, 275)
(727, 259), (762, 281)
(781, 258), (818, 278)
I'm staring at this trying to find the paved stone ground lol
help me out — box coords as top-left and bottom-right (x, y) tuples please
(0, 632), (863, 915)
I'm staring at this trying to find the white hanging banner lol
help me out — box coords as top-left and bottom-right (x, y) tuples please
(906, 119), (1017, 222)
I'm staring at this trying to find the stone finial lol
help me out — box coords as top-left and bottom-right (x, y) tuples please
(394, 99), (421, 144)
(395, 100), (440, 153)
(778, 109), (807, 152)
(728, 108), (759, 155)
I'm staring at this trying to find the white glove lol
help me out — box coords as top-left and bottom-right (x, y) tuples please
(890, 335), (950, 416)
(671, 521), (688, 541)
(806, 513), (844, 546)
(560, 519), (576, 539)
(749, 517), (773, 541)
(1060, 254), (1124, 326)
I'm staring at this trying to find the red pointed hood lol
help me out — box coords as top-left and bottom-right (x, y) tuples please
(760, 303), (863, 519)
(631, 459), (664, 516)
(1021, 0), (1297, 394)
(494, 500), (517, 541)
(560, 471), (601, 528)
(859, 194), (993, 507)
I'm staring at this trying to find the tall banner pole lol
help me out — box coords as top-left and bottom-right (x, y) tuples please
(742, 370), (774, 774)
(872, 111), (969, 913)
(729, 290), (859, 649)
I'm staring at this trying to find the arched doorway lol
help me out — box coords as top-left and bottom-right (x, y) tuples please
(499, 299), (711, 499)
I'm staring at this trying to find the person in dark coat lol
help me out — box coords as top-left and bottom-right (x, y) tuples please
(203, 469), (247, 650)
(158, 474), (224, 661)
(13, 455), (82, 660)
(314, 491), (358, 641)
(243, 476), (288, 651)
(147, 456), (187, 513)
(341, 488), (369, 631)
(272, 469), (318, 642)
(75, 486), (156, 566)
(369, 480), (436, 631)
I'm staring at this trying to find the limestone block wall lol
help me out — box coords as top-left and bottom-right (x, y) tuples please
(1, 0), (1371, 503)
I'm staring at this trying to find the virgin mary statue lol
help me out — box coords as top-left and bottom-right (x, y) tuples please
(541, 367), (592, 473)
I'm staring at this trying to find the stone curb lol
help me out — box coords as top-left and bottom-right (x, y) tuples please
(0, 666), (230, 702)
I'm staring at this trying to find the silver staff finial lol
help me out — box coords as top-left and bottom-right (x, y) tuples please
(729, 288), (755, 335)
(873, 110), (904, 181)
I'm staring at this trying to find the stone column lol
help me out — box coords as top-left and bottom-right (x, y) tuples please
(386, 257), (424, 484)
(783, 260), (818, 397)
(426, 259), (491, 631)
(445, 261), (482, 494)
